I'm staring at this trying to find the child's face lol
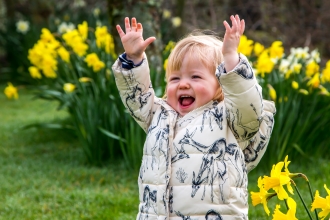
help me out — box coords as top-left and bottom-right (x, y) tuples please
(166, 54), (220, 116)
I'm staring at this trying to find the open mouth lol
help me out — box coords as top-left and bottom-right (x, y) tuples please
(179, 95), (195, 107)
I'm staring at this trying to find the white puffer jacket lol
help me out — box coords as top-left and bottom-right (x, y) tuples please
(112, 54), (276, 220)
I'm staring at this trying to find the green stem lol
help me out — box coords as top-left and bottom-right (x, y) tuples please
(307, 181), (319, 220)
(291, 180), (314, 220)
(291, 173), (319, 220)
(284, 199), (289, 210)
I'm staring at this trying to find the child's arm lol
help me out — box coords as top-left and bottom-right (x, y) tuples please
(222, 15), (245, 72)
(112, 17), (158, 132)
(218, 15), (276, 142)
(115, 17), (155, 65)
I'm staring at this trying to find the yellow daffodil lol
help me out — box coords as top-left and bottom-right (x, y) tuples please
(293, 63), (302, 73)
(41, 54), (58, 72)
(250, 177), (276, 215)
(72, 42), (88, 57)
(106, 69), (112, 79)
(238, 35), (254, 57)
(263, 161), (293, 200)
(267, 84), (277, 101)
(95, 26), (108, 43)
(307, 73), (320, 88)
(292, 81), (299, 90)
(84, 53), (105, 72)
(253, 42), (265, 56)
(93, 8), (101, 17)
(299, 89), (309, 95)
(272, 197), (298, 220)
(284, 96), (288, 102)
(283, 155), (291, 173)
(104, 34), (116, 56)
(306, 60), (320, 77)
(4, 82), (19, 99)
(319, 85), (330, 96)
(63, 83), (76, 93)
(163, 59), (168, 71)
(79, 77), (92, 83)
(321, 61), (330, 83)
(78, 21), (88, 40)
(162, 9), (171, 19)
(57, 47), (70, 63)
(164, 41), (176, 54)
(63, 29), (80, 46)
(28, 31), (60, 78)
(62, 29), (88, 55)
(85, 53), (100, 67)
(92, 61), (105, 72)
(28, 66), (42, 79)
(42, 66), (57, 78)
(94, 26), (116, 56)
(269, 41), (284, 59)
(311, 184), (330, 220)
(282, 156), (294, 194)
(285, 70), (293, 79)
(171, 17), (182, 27)
(40, 28), (56, 43)
(256, 50), (275, 77)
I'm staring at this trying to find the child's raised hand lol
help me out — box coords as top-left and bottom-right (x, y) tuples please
(116, 17), (156, 64)
(222, 15), (245, 71)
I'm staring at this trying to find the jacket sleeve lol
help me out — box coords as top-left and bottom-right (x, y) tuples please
(217, 54), (263, 143)
(240, 100), (276, 172)
(112, 54), (159, 133)
(216, 54), (276, 171)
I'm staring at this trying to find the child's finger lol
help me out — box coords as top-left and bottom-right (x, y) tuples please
(137, 23), (143, 35)
(116, 25), (125, 38)
(124, 17), (131, 33)
(223, 20), (231, 32)
(235, 15), (240, 32)
(230, 15), (237, 32)
(143, 37), (156, 49)
(131, 17), (137, 31)
(240, 19), (245, 35)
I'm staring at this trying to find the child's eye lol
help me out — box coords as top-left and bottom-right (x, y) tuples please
(169, 77), (179, 81)
(192, 75), (201, 79)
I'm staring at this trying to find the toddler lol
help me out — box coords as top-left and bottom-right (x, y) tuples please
(112, 15), (276, 220)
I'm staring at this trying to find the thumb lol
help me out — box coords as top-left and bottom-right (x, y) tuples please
(143, 37), (156, 49)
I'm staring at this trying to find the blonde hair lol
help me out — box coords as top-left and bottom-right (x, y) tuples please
(165, 30), (224, 102)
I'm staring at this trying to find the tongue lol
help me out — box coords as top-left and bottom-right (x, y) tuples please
(182, 97), (194, 106)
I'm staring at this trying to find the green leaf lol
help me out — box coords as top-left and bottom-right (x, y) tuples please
(98, 127), (127, 143)
(22, 123), (74, 130)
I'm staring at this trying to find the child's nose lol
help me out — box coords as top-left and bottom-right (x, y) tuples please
(179, 79), (190, 89)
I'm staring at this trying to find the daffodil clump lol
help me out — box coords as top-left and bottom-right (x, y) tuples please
(238, 36), (330, 102)
(251, 155), (329, 220)
(237, 35), (330, 166)
(23, 21), (126, 166)
(27, 21), (116, 83)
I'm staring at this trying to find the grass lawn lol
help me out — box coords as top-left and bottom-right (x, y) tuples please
(1, 85), (329, 219)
